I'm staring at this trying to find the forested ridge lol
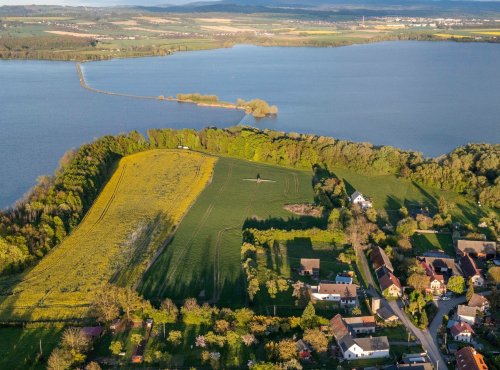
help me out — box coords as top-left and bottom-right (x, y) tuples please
(2, 125), (500, 276)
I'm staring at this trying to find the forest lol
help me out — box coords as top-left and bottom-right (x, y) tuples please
(2, 126), (500, 276)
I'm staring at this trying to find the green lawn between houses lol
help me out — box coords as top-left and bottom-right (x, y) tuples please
(413, 233), (455, 256)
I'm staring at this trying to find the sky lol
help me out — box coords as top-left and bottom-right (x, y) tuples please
(0, 0), (198, 5)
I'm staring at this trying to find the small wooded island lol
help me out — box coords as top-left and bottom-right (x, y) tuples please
(166, 93), (278, 117)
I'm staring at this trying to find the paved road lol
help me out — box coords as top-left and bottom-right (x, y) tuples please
(358, 248), (380, 298)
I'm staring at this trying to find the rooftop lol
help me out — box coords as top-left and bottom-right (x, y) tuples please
(354, 336), (390, 351)
(460, 255), (482, 278)
(300, 258), (320, 271)
(468, 293), (489, 308)
(378, 270), (402, 292)
(343, 316), (376, 328)
(450, 321), (475, 337)
(457, 240), (497, 256)
(455, 346), (488, 370)
(376, 307), (398, 321)
(457, 304), (477, 318)
(316, 283), (357, 298)
(370, 246), (394, 272)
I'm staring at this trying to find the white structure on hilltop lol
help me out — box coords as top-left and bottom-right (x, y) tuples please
(350, 191), (372, 208)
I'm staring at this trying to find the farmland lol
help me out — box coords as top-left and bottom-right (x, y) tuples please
(0, 150), (216, 321)
(138, 156), (316, 307)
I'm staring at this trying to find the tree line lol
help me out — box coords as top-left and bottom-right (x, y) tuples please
(3, 125), (500, 275)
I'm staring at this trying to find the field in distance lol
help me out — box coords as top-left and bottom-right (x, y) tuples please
(138, 156), (316, 306)
(0, 150), (216, 321)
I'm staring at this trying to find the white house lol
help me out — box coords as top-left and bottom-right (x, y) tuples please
(350, 191), (372, 208)
(450, 321), (474, 343)
(311, 283), (356, 305)
(330, 314), (390, 360)
(335, 275), (353, 285)
(457, 305), (477, 326)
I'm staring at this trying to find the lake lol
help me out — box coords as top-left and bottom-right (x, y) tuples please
(2, 41), (500, 208)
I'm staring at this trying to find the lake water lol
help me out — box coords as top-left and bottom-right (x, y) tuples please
(2, 41), (500, 208)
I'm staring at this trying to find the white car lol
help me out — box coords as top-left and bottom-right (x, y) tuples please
(433, 296), (440, 301)
(441, 297), (450, 301)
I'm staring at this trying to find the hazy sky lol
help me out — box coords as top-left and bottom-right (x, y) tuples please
(0, 0), (197, 5)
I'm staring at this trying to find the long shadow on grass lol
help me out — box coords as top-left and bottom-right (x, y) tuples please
(242, 215), (327, 231)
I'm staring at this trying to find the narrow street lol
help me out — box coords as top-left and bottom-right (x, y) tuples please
(358, 248), (380, 298)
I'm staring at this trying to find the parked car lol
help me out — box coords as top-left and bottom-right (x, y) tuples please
(433, 296), (440, 301)
(441, 297), (450, 301)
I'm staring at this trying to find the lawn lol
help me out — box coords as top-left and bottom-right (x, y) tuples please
(0, 150), (216, 321)
(0, 324), (65, 370)
(413, 233), (455, 256)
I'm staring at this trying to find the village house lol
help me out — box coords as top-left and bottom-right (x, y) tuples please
(421, 260), (447, 295)
(311, 283), (357, 305)
(330, 314), (390, 360)
(455, 346), (489, 370)
(457, 305), (477, 326)
(456, 240), (497, 259)
(378, 269), (403, 298)
(370, 246), (394, 272)
(335, 275), (353, 284)
(295, 339), (312, 359)
(468, 293), (489, 313)
(299, 258), (320, 276)
(459, 255), (484, 287)
(82, 326), (104, 338)
(343, 316), (376, 334)
(350, 190), (373, 208)
(450, 321), (475, 343)
(376, 307), (400, 323)
(418, 253), (463, 282)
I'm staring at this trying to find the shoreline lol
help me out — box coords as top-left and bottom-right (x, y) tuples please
(76, 62), (247, 111)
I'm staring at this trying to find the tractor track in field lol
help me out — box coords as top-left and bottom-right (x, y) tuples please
(293, 173), (300, 198)
(209, 181), (259, 304)
(156, 161), (233, 299)
(283, 176), (289, 196)
(0, 164), (128, 295)
(38, 164), (128, 305)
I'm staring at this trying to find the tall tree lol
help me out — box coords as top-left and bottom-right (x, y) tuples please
(466, 278), (475, 302)
(47, 348), (71, 370)
(118, 287), (143, 320)
(488, 266), (500, 286)
(91, 283), (120, 322)
(61, 328), (90, 353)
(300, 302), (316, 329)
(447, 276), (465, 294)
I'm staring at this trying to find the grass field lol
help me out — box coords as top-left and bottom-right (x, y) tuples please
(0, 150), (216, 321)
(412, 233), (455, 256)
(138, 156), (315, 306)
(0, 324), (65, 370)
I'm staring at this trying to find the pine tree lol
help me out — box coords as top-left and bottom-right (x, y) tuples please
(419, 310), (429, 329)
(466, 279), (475, 302)
(300, 302), (316, 329)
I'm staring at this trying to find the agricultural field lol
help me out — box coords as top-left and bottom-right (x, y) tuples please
(0, 324), (66, 370)
(0, 150), (216, 321)
(138, 156), (316, 307)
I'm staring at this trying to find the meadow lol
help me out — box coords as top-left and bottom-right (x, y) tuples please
(138, 156), (316, 307)
(0, 150), (216, 321)
(0, 324), (65, 370)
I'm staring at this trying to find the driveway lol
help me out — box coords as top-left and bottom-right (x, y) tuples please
(358, 248), (380, 298)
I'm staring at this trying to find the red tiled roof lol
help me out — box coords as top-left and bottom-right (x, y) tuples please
(379, 270), (402, 291)
(450, 321), (474, 337)
(455, 346), (488, 370)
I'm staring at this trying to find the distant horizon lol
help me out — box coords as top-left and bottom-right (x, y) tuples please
(0, 0), (202, 6)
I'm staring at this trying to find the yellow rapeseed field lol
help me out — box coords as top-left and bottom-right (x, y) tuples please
(472, 31), (500, 35)
(290, 30), (340, 34)
(434, 33), (469, 38)
(0, 150), (216, 321)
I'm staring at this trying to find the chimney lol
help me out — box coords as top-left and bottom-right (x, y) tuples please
(371, 298), (381, 312)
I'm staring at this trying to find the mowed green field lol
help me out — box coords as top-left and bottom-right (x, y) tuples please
(138, 156), (315, 305)
(0, 324), (65, 370)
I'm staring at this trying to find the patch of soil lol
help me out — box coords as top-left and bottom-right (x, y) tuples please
(283, 204), (322, 217)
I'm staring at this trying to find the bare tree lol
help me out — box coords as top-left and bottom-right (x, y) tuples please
(61, 327), (90, 353)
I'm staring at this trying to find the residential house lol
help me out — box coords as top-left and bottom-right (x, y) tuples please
(421, 261), (447, 295)
(343, 316), (376, 334)
(311, 283), (357, 305)
(460, 255), (484, 287)
(295, 339), (312, 358)
(351, 191), (373, 208)
(330, 314), (390, 360)
(455, 346), (489, 370)
(457, 305), (477, 326)
(370, 246), (394, 272)
(468, 293), (490, 313)
(376, 307), (399, 323)
(418, 254), (463, 282)
(456, 240), (497, 259)
(450, 321), (475, 343)
(82, 326), (104, 338)
(299, 258), (320, 276)
(398, 364), (433, 370)
(335, 275), (353, 285)
(378, 269), (403, 298)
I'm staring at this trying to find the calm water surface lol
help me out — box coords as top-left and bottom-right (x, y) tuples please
(2, 41), (500, 208)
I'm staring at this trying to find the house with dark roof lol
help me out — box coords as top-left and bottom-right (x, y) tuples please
(343, 316), (376, 334)
(329, 314), (390, 360)
(456, 240), (497, 259)
(82, 326), (104, 338)
(418, 254), (463, 282)
(295, 339), (312, 358)
(311, 283), (357, 305)
(370, 246), (394, 272)
(468, 293), (489, 313)
(455, 346), (489, 370)
(376, 307), (399, 322)
(459, 255), (484, 287)
(457, 305), (477, 326)
(378, 270), (402, 298)
(450, 321), (475, 343)
(299, 258), (320, 276)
